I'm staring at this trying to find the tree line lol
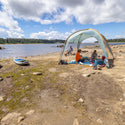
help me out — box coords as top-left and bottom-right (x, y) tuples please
(0, 38), (65, 44)
(108, 38), (125, 42)
(0, 38), (125, 44)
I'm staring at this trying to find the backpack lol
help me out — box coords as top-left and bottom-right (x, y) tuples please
(58, 60), (68, 65)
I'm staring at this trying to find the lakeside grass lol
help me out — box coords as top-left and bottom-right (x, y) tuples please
(0, 59), (84, 120)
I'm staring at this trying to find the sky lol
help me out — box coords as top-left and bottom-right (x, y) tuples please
(0, 0), (125, 41)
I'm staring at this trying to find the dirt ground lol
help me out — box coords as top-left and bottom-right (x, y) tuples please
(0, 44), (125, 125)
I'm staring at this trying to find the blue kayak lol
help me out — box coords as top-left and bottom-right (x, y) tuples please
(14, 58), (29, 65)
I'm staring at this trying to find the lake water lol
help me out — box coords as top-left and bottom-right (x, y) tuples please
(0, 43), (125, 59)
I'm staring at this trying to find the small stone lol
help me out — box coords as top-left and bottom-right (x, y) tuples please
(123, 93), (125, 98)
(0, 46), (5, 49)
(0, 95), (4, 101)
(0, 76), (3, 81)
(120, 98), (123, 101)
(21, 74), (25, 76)
(73, 89), (78, 92)
(105, 107), (110, 112)
(97, 119), (103, 124)
(6, 76), (13, 78)
(96, 107), (102, 112)
(26, 110), (35, 115)
(0, 65), (3, 68)
(82, 72), (96, 77)
(33, 72), (42, 75)
(18, 116), (25, 123)
(82, 74), (91, 77)
(78, 98), (84, 103)
(25, 86), (29, 89)
(64, 106), (69, 108)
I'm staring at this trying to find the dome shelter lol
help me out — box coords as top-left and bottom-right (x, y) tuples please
(59, 28), (114, 68)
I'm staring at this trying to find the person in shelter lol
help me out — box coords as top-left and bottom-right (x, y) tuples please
(65, 46), (73, 56)
(90, 50), (97, 62)
(75, 49), (85, 62)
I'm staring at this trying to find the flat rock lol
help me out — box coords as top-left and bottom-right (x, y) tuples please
(82, 72), (96, 77)
(1, 112), (21, 123)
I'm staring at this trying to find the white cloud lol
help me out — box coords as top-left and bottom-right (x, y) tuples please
(30, 31), (71, 40)
(1, 0), (125, 25)
(114, 35), (125, 39)
(0, 11), (23, 32)
(0, 0), (23, 38)
(0, 28), (24, 38)
(0, 0), (125, 39)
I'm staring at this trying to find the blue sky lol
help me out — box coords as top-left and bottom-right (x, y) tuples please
(0, 0), (125, 41)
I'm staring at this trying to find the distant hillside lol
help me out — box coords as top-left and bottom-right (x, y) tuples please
(0, 38), (65, 44)
(0, 38), (125, 44)
(94, 38), (125, 43)
(107, 38), (125, 42)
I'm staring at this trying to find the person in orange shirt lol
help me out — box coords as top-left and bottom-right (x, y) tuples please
(75, 49), (85, 62)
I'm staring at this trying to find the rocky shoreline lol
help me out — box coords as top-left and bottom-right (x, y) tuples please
(0, 46), (5, 49)
(0, 44), (125, 125)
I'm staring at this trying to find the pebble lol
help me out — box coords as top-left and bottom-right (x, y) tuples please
(97, 119), (103, 124)
(26, 110), (35, 115)
(18, 116), (25, 123)
(78, 98), (84, 103)
(21, 74), (25, 76)
(82, 72), (96, 77)
(123, 93), (125, 98)
(120, 98), (123, 101)
(6, 75), (13, 78)
(0, 76), (3, 81)
(82, 74), (91, 77)
(0, 95), (4, 101)
(32, 72), (42, 75)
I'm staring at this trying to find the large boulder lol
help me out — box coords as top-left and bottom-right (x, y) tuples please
(0, 46), (5, 49)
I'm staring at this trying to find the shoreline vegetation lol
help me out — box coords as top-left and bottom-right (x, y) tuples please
(0, 38), (65, 44)
(0, 38), (125, 44)
(0, 44), (125, 125)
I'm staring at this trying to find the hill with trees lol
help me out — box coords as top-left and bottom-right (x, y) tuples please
(0, 38), (125, 44)
(0, 38), (65, 44)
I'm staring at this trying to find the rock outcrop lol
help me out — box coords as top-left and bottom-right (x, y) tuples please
(0, 46), (5, 49)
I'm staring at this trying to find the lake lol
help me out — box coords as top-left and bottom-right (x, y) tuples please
(0, 43), (125, 59)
